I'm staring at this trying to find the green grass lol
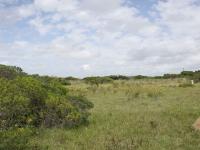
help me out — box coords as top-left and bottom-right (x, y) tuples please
(30, 79), (200, 150)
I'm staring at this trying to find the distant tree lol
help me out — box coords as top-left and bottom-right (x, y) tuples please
(133, 75), (148, 79)
(65, 76), (79, 81)
(163, 74), (180, 79)
(108, 75), (129, 80)
(181, 71), (194, 76)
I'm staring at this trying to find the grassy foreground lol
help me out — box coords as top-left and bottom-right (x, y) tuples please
(30, 79), (200, 150)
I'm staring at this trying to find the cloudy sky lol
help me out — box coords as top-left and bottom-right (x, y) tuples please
(0, 0), (200, 77)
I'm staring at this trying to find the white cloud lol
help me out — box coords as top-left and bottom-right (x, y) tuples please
(81, 64), (91, 71)
(1, 0), (200, 77)
(34, 0), (59, 12)
(80, 0), (122, 14)
(18, 4), (35, 18)
(29, 16), (53, 35)
(156, 0), (200, 37)
(33, 0), (77, 13)
(0, 8), (21, 25)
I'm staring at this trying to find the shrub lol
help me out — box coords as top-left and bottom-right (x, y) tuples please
(0, 77), (47, 128)
(0, 76), (93, 129)
(43, 95), (93, 128)
(0, 64), (94, 150)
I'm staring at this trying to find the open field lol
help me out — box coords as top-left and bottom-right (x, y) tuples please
(29, 79), (200, 150)
(1, 1), (200, 149)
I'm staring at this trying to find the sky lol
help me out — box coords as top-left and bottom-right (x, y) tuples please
(0, 0), (200, 77)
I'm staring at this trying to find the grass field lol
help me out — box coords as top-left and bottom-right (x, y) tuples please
(30, 79), (200, 150)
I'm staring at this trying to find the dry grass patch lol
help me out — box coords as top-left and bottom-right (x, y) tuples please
(192, 117), (200, 131)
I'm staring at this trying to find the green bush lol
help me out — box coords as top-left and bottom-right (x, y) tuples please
(0, 75), (93, 129)
(0, 64), (94, 149)
(43, 95), (93, 128)
(0, 77), (47, 128)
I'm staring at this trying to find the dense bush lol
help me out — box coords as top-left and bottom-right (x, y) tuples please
(0, 77), (93, 129)
(0, 65), (93, 150)
(0, 65), (93, 130)
(0, 77), (46, 128)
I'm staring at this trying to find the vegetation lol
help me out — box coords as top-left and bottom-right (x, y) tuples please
(0, 64), (26, 79)
(65, 76), (80, 81)
(159, 71), (200, 82)
(1, 64), (200, 150)
(133, 75), (149, 79)
(82, 70), (200, 82)
(83, 76), (113, 86)
(30, 78), (200, 150)
(108, 75), (130, 80)
(0, 64), (93, 149)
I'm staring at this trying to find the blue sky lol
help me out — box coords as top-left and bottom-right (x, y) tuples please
(0, 0), (200, 77)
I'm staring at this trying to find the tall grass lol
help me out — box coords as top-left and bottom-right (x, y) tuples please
(29, 78), (200, 150)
